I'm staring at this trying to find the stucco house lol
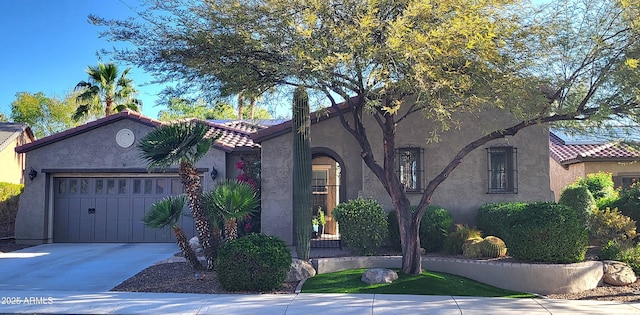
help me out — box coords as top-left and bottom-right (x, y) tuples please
(0, 122), (34, 184)
(14, 110), (263, 244)
(252, 102), (555, 245)
(549, 130), (640, 200)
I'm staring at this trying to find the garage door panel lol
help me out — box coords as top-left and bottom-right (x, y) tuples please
(54, 176), (189, 243)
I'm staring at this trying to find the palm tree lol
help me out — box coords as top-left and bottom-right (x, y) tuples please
(73, 62), (142, 120)
(142, 195), (203, 270)
(203, 179), (259, 242)
(138, 120), (220, 270)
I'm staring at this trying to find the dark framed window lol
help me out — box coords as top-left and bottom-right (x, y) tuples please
(487, 147), (518, 194)
(396, 148), (424, 192)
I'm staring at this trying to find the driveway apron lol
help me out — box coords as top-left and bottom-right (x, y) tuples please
(0, 243), (177, 292)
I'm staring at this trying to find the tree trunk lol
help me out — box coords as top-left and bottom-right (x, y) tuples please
(293, 86), (312, 260)
(105, 98), (113, 116)
(224, 218), (238, 242)
(179, 160), (216, 270)
(397, 209), (423, 274)
(237, 93), (244, 119)
(249, 97), (256, 120)
(173, 225), (203, 270)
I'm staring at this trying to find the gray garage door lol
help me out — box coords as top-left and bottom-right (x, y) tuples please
(53, 177), (197, 243)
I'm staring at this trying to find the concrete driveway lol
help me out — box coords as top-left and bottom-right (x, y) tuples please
(0, 243), (177, 292)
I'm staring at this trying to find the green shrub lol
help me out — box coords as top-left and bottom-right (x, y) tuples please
(333, 198), (388, 255)
(444, 224), (482, 255)
(419, 205), (453, 253)
(387, 211), (401, 250)
(505, 202), (588, 263)
(612, 182), (640, 230)
(600, 240), (623, 261)
(215, 234), (292, 291)
(600, 240), (640, 274)
(596, 194), (618, 211)
(476, 202), (526, 239)
(589, 207), (637, 246)
(558, 184), (595, 227)
(577, 172), (616, 201)
(0, 183), (23, 237)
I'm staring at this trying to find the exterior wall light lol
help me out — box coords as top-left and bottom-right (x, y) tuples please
(28, 167), (38, 181)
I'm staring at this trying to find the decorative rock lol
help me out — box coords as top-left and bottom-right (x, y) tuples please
(189, 236), (203, 253)
(604, 261), (637, 286)
(286, 258), (317, 282)
(361, 268), (398, 285)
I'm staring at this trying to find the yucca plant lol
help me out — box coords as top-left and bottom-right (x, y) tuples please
(142, 195), (202, 270)
(139, 120), (220, 270)
(203, 179), (259, 242)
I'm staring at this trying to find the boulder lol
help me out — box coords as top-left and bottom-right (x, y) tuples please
(361, 268), (398, 285)
(286, 258), (317, 282)
(603, 261), (637, 286)
(189, 236), (203, 253)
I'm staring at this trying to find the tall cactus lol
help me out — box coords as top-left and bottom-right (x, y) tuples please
(293, 86), (312, 260)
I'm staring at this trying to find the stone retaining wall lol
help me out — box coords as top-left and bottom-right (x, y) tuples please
(312, 256), (604, 295)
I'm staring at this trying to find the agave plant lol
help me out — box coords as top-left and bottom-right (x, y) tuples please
(138, 120), (220, 270)
(203, 179), (259, 242)
(142, 195), (202, 270)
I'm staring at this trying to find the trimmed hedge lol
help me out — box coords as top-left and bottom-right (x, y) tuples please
(476, 202), (526, 239)
(419, 205), (453, 252)
(504, 202), (588, 263)
(558, 184), (595, 227)
(333, 198), (387, 255)
(215, 234), (291, 291)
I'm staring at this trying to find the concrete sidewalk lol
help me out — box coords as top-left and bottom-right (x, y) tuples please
(1, 290), (640, 314)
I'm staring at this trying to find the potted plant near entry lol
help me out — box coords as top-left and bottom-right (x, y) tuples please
(317, 208), (326, 236)
(312, 217), (319, 239)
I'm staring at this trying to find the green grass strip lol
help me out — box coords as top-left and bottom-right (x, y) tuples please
(301, 269), (536, 298)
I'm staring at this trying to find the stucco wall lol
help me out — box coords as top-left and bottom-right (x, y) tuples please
(0, 132), (31, 184)
(357, 109), (554, 224)
(261, 106), (555, 245)
(15, 118), (227, 244)
(550, 160), (640, 201)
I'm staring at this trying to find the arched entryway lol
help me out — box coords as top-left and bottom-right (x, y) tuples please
(311, 147), (345, 245)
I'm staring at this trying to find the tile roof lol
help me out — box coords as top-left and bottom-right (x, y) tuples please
(14, 110), (262, 154)
(550, 132), (640, 165)
(252, 97), (357, 143)
(206, 120), (267, 152)
(0, 122), (34, 152)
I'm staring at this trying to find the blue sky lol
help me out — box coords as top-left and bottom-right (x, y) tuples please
(0, 0), (171, 120)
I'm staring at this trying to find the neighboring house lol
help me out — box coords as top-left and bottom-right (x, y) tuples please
(252, 102), (555, 245)
(14, 110), (264, 244)
(549, 131), (640, 200)
(0, 122), (35, 184)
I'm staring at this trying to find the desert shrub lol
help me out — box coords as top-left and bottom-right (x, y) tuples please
(600, 240), (640, 274)
(596, 194), (618, 211)
(0, 183), (23, 237)
(476, 202), (526, 239)
(558, 184), (595, 227)
(216, 234), (291, 291)
(577, 172), (616, 201)
(333, 198), (388, 255)
(443, 224), (482, 255)
(387, 211), (401, 250)
(600, 240), (623, 261)
(505, 202), (588, 263)
(589, 207), (637, 246)
(612, 183), (640, 229)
